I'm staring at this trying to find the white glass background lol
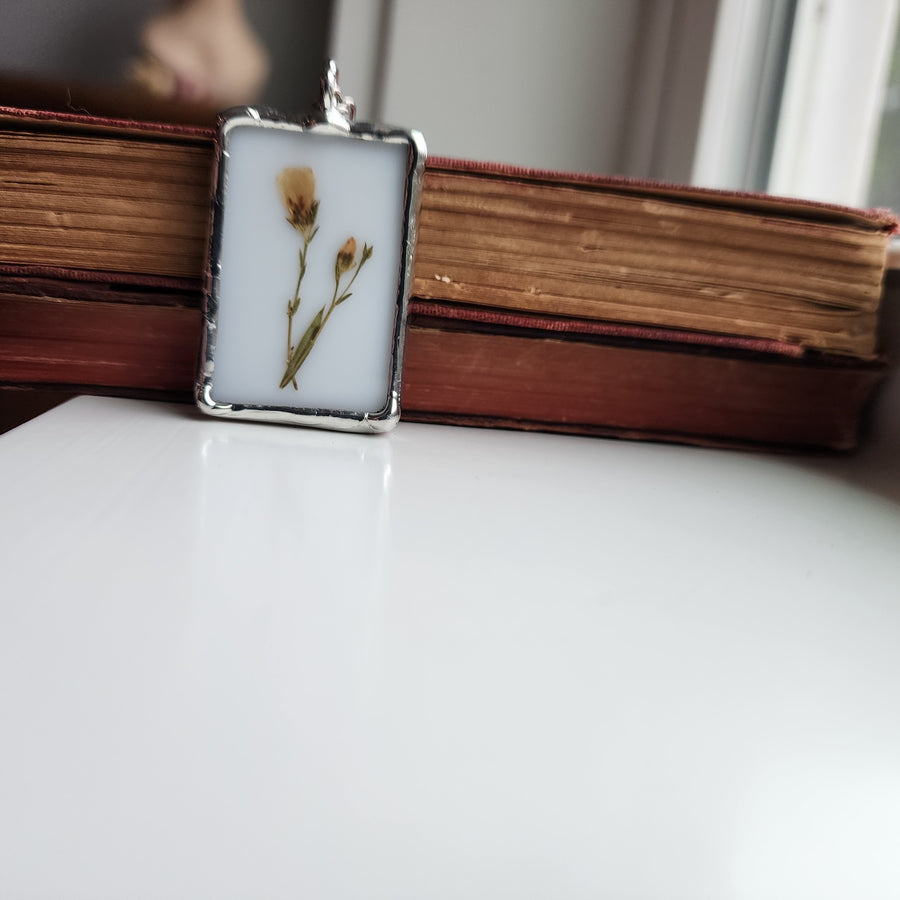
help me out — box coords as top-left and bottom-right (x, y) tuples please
(210, 125), (408, 415)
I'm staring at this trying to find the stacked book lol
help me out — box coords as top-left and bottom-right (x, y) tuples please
(1, 84), (897, 449)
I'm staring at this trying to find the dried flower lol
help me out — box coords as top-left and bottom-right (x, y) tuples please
(276, 166), (374, 390)
(336, 237), (357, 276)
(276, 166), (318, 237)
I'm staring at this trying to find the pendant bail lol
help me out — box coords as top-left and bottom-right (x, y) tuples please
(312, 60), (356, 131)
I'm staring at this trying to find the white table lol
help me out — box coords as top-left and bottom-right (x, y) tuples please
(1, 395), (899, 899)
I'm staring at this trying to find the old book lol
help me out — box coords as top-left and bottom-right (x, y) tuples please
(415, 160), (898, 358)
(0, 272), (199, 393)
(0, 277), (887, 450)
(0, 107), (214, 280)
(0, 95), (894, 448)
(402, 301), (887, 450)
(0, 101), (896, 358)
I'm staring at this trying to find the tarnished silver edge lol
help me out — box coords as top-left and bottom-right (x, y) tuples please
(194, 104), (427, 434)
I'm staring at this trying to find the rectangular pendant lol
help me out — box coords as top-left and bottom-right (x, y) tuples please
(196, 63), (426, 432)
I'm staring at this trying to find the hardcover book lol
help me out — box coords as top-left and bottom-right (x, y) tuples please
(0, 91), (896, 449)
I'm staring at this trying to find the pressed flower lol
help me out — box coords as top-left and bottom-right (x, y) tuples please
(336, 237), (357, 275)
(276, 165), (374, 390)
(277, 166), (318, 236)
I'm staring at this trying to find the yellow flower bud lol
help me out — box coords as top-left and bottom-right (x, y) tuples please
(336, 236), (357, 275)
(276, 167), (318, 236)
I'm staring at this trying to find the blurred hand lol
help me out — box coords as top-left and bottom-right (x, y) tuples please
(130, 0), (269, 107)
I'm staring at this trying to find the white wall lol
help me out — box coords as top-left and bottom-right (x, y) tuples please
(332, 0), (643, 173)
(382, 0), (643, 173)
(331, 0), (720, 178)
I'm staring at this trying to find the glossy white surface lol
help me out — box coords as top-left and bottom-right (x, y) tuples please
(1, 397), (899, 899)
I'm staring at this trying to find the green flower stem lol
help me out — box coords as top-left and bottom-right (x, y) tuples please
(279, 247), (372, 390)
(333, 249), (369, 306)
(285, 232), (315, 390)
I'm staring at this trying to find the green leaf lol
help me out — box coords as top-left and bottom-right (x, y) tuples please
(335, 291), (353, 306)
(280, 307), (324, 388)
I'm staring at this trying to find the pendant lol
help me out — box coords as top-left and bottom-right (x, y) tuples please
(195, 61), (426, 432)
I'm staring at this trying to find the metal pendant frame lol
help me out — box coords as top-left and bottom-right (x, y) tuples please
(196, 62), (427, 432)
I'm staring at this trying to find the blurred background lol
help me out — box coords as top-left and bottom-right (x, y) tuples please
(1, 0), (897, 211)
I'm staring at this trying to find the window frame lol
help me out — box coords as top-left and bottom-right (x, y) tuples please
(767, 0), (900, 207)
